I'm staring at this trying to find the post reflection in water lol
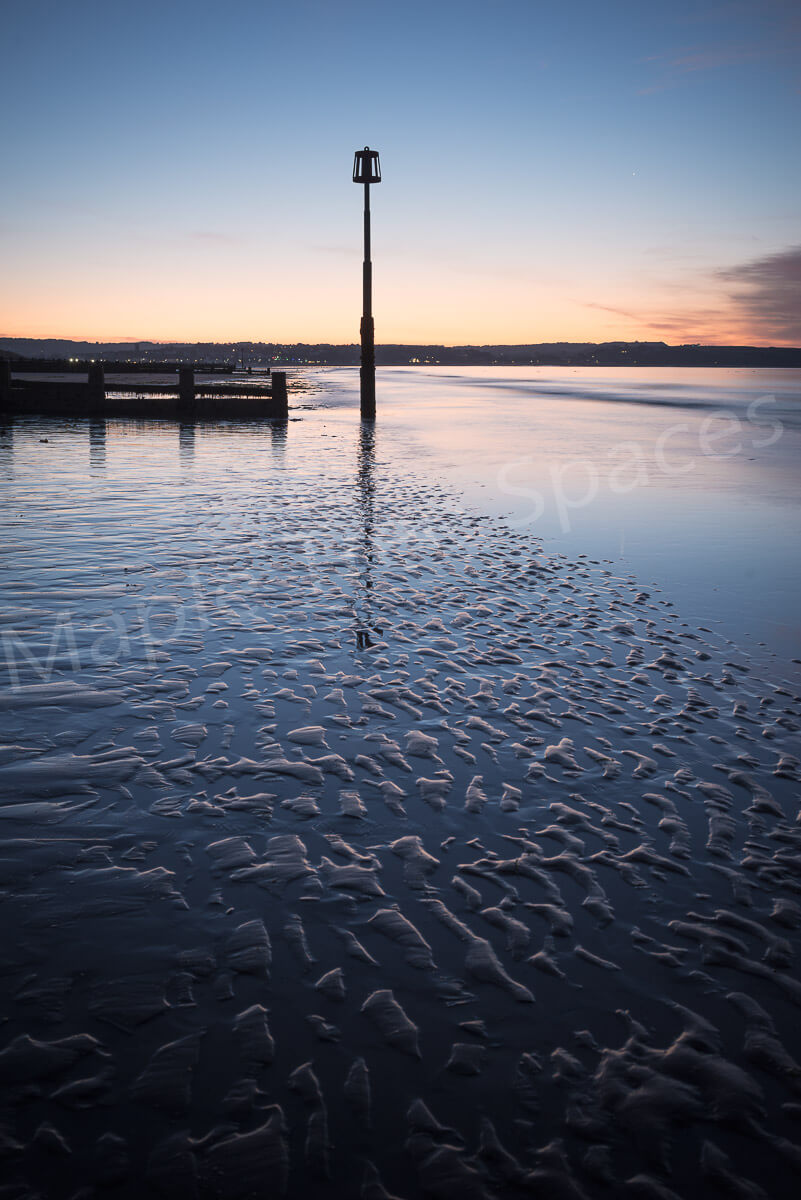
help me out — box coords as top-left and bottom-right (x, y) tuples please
(178, 422), (195, 465)
(355, 419), (381, 650)
(270, 417), (288, 451)
(89, 418), (106, 470)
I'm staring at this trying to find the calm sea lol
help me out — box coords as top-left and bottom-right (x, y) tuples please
(311, 365), (801, 665)
(2, 364), (799, 665)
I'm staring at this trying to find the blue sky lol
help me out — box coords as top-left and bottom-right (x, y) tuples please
(1, 0), (799, 342)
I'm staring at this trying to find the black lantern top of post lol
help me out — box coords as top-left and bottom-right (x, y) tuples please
(353, 146), (381, 184)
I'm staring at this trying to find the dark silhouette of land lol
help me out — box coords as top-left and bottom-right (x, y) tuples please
(2, 338), (800, 368)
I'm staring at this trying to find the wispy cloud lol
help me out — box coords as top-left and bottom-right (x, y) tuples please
(718, 244), (801, 343)
(639, 42), (776, 93)
(638, 3), (801, 93)
(580, 297), (738, 344)
(188, 230), (244, 244)
(581, 245), (801, 345)
(311, 244), (358, 257)
(580, 301), (642, 321)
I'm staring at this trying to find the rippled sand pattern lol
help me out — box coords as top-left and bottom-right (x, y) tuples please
(1, 416), (800, 1199)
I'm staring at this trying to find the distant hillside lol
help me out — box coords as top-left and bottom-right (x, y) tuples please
(2, 338), (800, 368)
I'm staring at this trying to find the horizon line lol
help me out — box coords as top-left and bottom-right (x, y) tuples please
(3, 335), (801, 352)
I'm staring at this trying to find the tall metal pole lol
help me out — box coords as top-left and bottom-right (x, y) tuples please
(360, 180), (375, 420)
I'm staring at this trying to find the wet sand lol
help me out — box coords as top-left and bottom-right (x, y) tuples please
(1, 399), (800, 1199)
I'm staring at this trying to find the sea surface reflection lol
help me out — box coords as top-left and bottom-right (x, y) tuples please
(311, 365), (801, 663)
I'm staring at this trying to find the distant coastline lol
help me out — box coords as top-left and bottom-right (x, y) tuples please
(2, 337), (801, 369)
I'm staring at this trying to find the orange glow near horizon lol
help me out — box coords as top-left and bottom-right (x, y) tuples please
(0, 269), (789, 347)
(3, 1), (800, 354)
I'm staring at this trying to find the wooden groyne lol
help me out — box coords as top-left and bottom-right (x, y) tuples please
(0, 362), (288, 420)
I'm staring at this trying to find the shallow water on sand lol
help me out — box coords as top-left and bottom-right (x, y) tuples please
(312, 365), (801, 662)
(1, 392), (800, 1199)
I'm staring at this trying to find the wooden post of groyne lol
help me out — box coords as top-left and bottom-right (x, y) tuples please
(271, 371), (288, 418)
(178, 367), (196, 416)
(0, 361), (10, 410)
(87, 362), (105, 413)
